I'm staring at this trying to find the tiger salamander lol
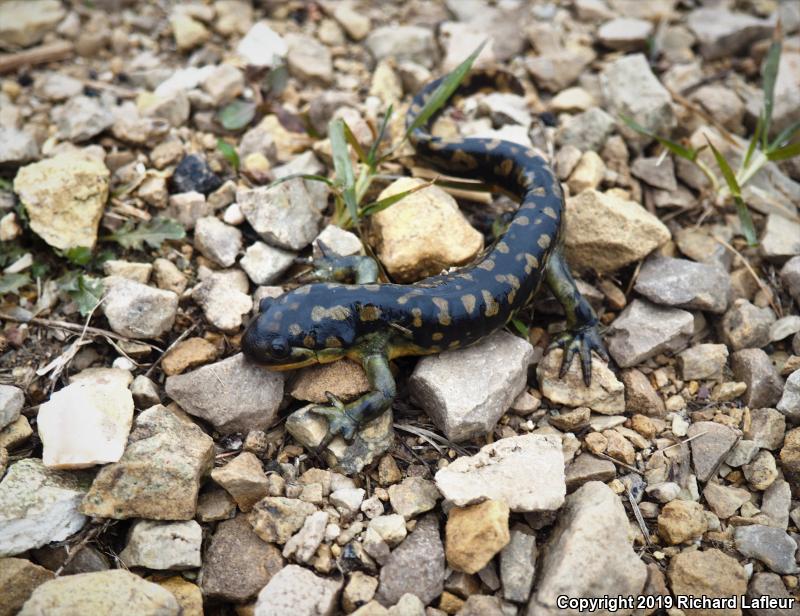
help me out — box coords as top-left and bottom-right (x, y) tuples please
(242, 69), (607, 446)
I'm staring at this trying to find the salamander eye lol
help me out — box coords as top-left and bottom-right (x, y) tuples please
(270, 336), (290, 359)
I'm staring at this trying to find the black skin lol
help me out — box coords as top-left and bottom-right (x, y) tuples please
(241, 69), (608, 452)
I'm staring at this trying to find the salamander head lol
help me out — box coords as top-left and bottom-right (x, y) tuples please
(241, 288), (351, 370)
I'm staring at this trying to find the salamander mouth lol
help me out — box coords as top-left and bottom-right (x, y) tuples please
(241, 320), (317, 370)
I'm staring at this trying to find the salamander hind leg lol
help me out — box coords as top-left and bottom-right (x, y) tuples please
(544, 248), (609, 386)
(299, 240), (380, 284)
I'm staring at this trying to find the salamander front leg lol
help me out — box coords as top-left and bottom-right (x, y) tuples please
(545, 248), (608, 385)
(298, 240), (379, 284)
(310, 353), (396, 454)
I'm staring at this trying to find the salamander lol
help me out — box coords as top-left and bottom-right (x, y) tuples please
(242, 68), (607, 447)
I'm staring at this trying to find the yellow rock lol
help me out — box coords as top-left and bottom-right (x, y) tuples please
(290, 358), (370, 403)
(155, 576), (203, 616)
(445, 499), (510, 574)
(171, 14), (210, 51)
(162, 337), (218, 376)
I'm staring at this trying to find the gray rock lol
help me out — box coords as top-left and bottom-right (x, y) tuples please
(286, 33), (333, 84)
(634, 257), (731, 314)
(409, 331), (533, 442)
(720, 299), (776, 351)
(193, 216), (242, 268)
(601, 54), (675, 148)
(606, 300), (694, 368)
(201, 63), (244, 106)
(80, 405), (214, 520)
(166, 353), (283, 435)
(238, 178), (323, 251)
(760, 214), (800, 263)
(237, 22), (288, 68)
(255, 564), (342, 616)
(735, 525), (799, 575)
(771, 316), (800, 342)
(53, 96), (114, 142)
(164, 192), (212, 231)
(762, 479), (791, 530)
(119, 520), (202, 570)
(388, 477), (439, 520)
(377, 514), (445, 606)
(0, 459), (90, 557)
(725, 440), (759, 467)
(778, 370), (800, 422)
(282, 510), (328, 564)
(687, 7), (772, 60)
(781, 257), (800, 304)
(202, 514), (284, 602)
(0, 385), (23, 431)
(0, 127), (38, 165)
(745, 408), (786, 450)
(191, 269), (253, 332)
(677, 344), (728, 381)
(0, 0), (65, 48)
(598, 17), (653, 51)
(131, 375), (160, 408)
(240, 241), (296, 285)
(435, 434), (565, 513)
(528, 482), (647, 615)
(273, 151), (330, 208)
(313, 225), (362, 258)
(631, 156), (677, 191)
(366, 26), (437, 69)
(731, 349), (783, 409)
(103, 277), (178, 339)
(565, 453), (616, 492)
(500, 528), (537, 603)
(747, 572), (800, 616)
(555, 107), (615, 151)
(525, 49), (595, 92)
(688, 421), (740, 482)
(247, 497), (317, 545)
(702, 482), (750, 519)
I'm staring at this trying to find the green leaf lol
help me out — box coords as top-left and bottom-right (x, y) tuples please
(329, 118), (359, 225)
(106, 218), (186, 250)
(766, 140), (800, 162)
(743, 112), (763, 169)
(217, 139), (240, 171)
(57, 272), (104, 316)
(761, 38), (782, 147)
(62, 246), (93, 266)
(769, 119), (800, 150)
(359, 181), (431, 217)
(0, 272), (30, 294)
(342, 120), (369, 166)
(405, 41), (486, 139)
(267, 173), (335, 189)
(510, 317), (529, 338)
(367, 104), (393, 168)
(265, 63), (289, 96)
(621, 115), (699, 161)
(218, 99), (257, 131)
(706, 138), (757, 245)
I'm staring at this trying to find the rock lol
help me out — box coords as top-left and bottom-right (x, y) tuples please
(781, 427), (800, 493)
(747, 572), (800, 616)
(332, 2), (370, 40)
(760, 214), (800, 263)
(731, 349), (783, 409)
(202, 514), (284, 602)
(744, 450), (779, 491)
(604, 430), (636, 465)
(247, 497), (317, 544)
(166, 353), (283, 435)
(601, 54), (675, 148)
(735, 525), (798, 574)
(778, 370), (800, 422)
(446, 500), (509, 575)
(435, 434), (565, 512)
(254, 564), (341, 616)
(564, 190), (670, 274)
(119, 520), (202, 570)
(703, 482), (751, 519)
(14, 152), (109, 250)
(688, 421), (740, 482)
(525, 49), (595, 92)
(103, 277), (178, 339)
(193, 216), (242, 268)
(211, 452), (268, 512)
(201, 64), (244, 106)
(103, 260), (152, 284)
(565, 453), (616, 492)
(621, 369), (665, 416)
(721, 299), (776, 351)
(161, 337), (217, 376)
(38, 379), (133, 469)
(368, 515), (407, 548)
(529, 482), (647, 616)
(80, 405), (214, 520)
(631, 156), (678, 191)
(667, 549), (747, 615)
(726, 440), (760, 467)
(549, 406), (590, 432)
(369, 178), (483, 283)
(19, 569), (179, 615)
(387, 477), (439, 520)
(0, 557), (54, 616)
(634, 257), (731, 314)
(0, 459), (89, 557)
(693, 85), (746, 132)
(499, 528), (536, 603)
(409, 331), (533, 442)
(191, 270), (253, 332)
(164, 192), (211, 230)
(283, 510), (328, 564)
(606, 300), (693, 368)
(366, 26), (437, 68)
(567, 151), (605, 194)
(0, 127), (38, 165)
(171, 13), (210, 50)
(746, 408), (786, 450)
(771, 316), (800, 342)
(285, 33), (333, 84)
(657, 500), (708, 544)
(138, 90), (191, 128)
(313, 225), (362, 258)
(0, 386), (23, 431)
(377, 514), (445, 606)
(53, 96), (114, 142)
(550, 87), (595, 113)
(171, 154), (222, 196)
(538, 349), (624, 414)
(687, 7), (772, 60)
(130, 377), (161, 410)
(762, 479), (791, 529)
(0, 0), (65, 48)
(556, 107), (616, 151)
(678, 344), (729, 381)
(0, 416), (32, 450)
(290, 359), (370, 404)
(154, 577), (202, 616)
(238, 178), (322, 251)
(240, 241), (296, 285)
(597, 17), (653, 51)
(237, 22), (288, 68)
(781, 257), (800, 304)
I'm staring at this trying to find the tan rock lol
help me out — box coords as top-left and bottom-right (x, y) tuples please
(603, 430), (635, 465)
(445, 500), (510, 574)
(667, 549), (746, 616)
(290, 359), (370, 403)
(155, 576), (203, 616)
(567, 151), (606, 194)
(621, 369), (665, 416)
(162, 337), (218, 376)
(0, 558), (55, 616)
(564, 190), (670, 273)
(538, 349), (624, 414)
(0, 416), (32, 450)
(584, 431), (608, 455)
(171, 14), (210, 51)
(14, 153), (109, 250)
(631, 415), (657, 439)
(211, 452), (269, 512)
(657, 500), (708, 544)
(368, 178), (483, 283)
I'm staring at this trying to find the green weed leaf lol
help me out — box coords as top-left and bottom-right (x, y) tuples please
(329, 118), (359, 225)
(218, 99), (257, 131)
(368, 104), (393, 168)
(217, 139), (240, 170)
(57, 271), (104, 316)
(0, 272), (30, 295)
(769, 119), (800, 151)
(106, 217), (185, 251)
(62, 246), (93, 266)
(510, 317), (529, 338)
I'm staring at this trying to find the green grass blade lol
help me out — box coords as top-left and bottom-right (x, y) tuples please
(329, 118), (359, 224)
(769, 119), (800, 150)
(342, 120), (369, 166)
(766, 141), (800, 162)
(267, 173), (335, 189)
(620, 115), (698, 161)
(743, 112), (763, 169)
(367, 104), (393, 168)
(509, 317), (529, 338)
(359, 181), (431, 217)
(217, 139), (240, 171)
(706, 137), (757, 245)
(404, 41), (486, 139)
(761, 38), (782, 147)
(733, 195), (758, 246)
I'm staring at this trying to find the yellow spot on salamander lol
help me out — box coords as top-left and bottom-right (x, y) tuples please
(411, 307), (423, 328)
(486, 138), (502, 150)
(523, 253), (539, 274)
(325, 336), (342, 348)
(496, 241), (509, 254)
(482, 289), (500, 317)
(448, 340), (460, 349)
(495, 159), (514, 176)
(289, 323), (302, 335)
(478, 259), (495, 271)
(513, 216), (530, 226)
(311, 305), (351, 322)
(452, 149), (478, 170)
(543, 206), (557, 219)
(303, 335), (315, 348)
(359, 305), (382, 321)
(432, 297), (451, 326)
(538, 234), (551, 249)
(432, 332), (444, 341)
(461, 294), (476, 314)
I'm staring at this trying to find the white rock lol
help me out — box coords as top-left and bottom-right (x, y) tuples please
(0, 385), (24, 431)
(0, 127), (39, 164)
(330, 488), (365, 517)
(435, 434), (566, 513)
(202, 63), (245, 106)
(154, 66), (217, 97)
(368, 514), (407, 547)
(191, 270), (253, 332)
(38, 380), (134, 469)
(255, 564), (342, 616)
(103, 277), (179, 339)
(119, 519), (203, 570)
(237, 22), (288, 68)
(282, 510), (329, 563)
(0, 0), (65, 48)
(313, 224), (362, 258)
(194, 216), (242, 268)
(240, 241), (296, 285)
